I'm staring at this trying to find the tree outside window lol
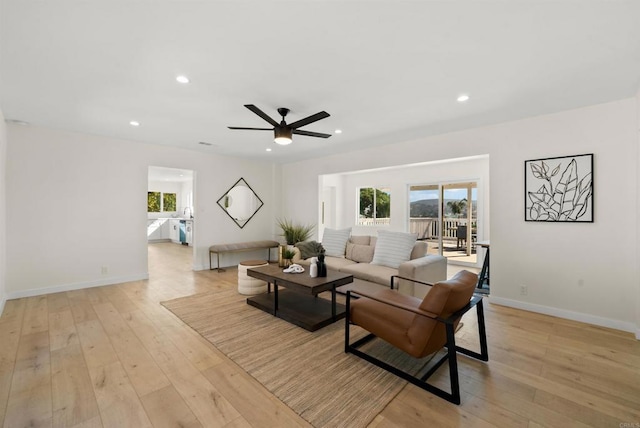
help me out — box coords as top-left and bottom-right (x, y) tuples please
(163, 193), (177, 212)
(148, 191), (177, 212)
(358, 187), (391, 225)
(148, 192), (161, 212)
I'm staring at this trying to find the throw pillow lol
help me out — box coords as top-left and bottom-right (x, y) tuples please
(295, 240), (325, 260)
(346, 243), (375, 263)
(349, 235), (370, 246)
(371, 230), (418, 269)
(321, 227), (352, 258)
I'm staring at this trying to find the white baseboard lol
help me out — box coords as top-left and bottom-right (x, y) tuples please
(6, 273), (149, 300)
(489, 296), (638, 337)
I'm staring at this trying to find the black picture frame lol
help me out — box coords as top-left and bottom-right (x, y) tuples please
(524, 153), (594, 222)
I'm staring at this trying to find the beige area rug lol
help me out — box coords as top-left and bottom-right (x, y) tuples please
(161, 288), (439, 428)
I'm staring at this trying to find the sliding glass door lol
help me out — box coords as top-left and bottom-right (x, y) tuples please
(409, 181), (478, 265)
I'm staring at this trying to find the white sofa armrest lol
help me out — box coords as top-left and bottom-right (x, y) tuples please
(397, 255), (447, 298)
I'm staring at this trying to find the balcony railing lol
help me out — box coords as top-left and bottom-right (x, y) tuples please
(357, 217), (476, 240)
(410, 217), (476, 240)
(357, 218), (392, 226)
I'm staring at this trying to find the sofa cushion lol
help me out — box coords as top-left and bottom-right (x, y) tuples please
(349, 235), (371, 245)
(346, 243), (375, 263)
(322, 227), (351, 257)
(340, 263), (396, 286)
(410, 241), (428, 259)
(371, 230), (418, 269)
(325, 256), (359, 271)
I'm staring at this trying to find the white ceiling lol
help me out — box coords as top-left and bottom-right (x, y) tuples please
(2, 1), (640, 163)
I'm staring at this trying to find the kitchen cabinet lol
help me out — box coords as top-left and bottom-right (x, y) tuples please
(148, 218), (193, 244)
(169, 219), (180, 243)
(185, 220), (193, 245)
(147, 219), (171, 242)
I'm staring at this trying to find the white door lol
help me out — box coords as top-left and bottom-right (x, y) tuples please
(321, 187), (336, 237)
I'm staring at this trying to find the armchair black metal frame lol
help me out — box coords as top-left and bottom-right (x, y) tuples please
(344, 275), (489, 405)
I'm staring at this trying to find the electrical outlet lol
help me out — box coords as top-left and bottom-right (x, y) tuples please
(520, 285), (528, 296)
(101, 266), (108, 275)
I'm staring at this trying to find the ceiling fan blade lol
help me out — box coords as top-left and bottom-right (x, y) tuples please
(292, 129), (332, 138)
(228, 127), (273, 131)
(244, 104), (279, 127)
(288, 111), (330, 129)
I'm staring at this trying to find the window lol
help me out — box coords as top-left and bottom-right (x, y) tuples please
(163, 193), (177, 211)
(148, 192), (161, 212)
(357, 187), (391, 225)
(148, 191), (177, 212)
(408, 181), (478, 263)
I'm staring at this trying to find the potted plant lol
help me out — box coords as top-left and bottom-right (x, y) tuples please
(277, 218), (315, 246)
(277, 218), (314, 267)
(282, 248), (296, 267)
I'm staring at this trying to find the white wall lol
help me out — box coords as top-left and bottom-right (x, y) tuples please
(6, 125), (279, 297)
(636, 86), (640, 338)
(283, 99), (639, 335)
(0, 110), (7, 315)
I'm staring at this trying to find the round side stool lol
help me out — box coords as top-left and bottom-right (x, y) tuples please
(238, 260), (269, 295)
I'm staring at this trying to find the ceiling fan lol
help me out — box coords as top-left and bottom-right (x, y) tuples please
(228, 104), (331, 145)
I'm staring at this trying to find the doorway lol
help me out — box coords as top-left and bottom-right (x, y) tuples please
(409, 181), (478, 265)
(147, 166), (196, 270)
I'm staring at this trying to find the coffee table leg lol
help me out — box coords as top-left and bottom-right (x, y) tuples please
(274, 280), (278, 316)
(331, 286), (336, 319)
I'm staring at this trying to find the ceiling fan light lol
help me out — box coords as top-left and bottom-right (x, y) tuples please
(274, 137), (292, 145)
(274, 127), (293, 145)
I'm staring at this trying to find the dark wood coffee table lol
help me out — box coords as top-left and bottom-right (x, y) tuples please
(246, 264), (353, 331)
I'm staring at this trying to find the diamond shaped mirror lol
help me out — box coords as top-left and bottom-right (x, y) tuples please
(217, 178), (264, 229)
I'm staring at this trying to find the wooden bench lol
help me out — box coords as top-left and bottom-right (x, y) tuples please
(209, 240), (280, 271)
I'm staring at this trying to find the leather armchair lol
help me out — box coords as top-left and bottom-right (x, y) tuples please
(344, 270), (488, 404)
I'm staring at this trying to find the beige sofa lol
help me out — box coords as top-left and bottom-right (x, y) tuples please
(293, 235), (447, 298)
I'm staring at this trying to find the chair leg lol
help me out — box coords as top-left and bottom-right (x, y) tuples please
(477, 299), (489, 361)
(445, 323), (461, 404)
(455, 300), (489, 362)
(346, 310), (488, 405)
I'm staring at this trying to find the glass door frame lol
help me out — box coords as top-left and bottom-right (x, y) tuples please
(409, 180), (479, 267)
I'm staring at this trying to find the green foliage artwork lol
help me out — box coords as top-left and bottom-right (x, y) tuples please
(148, 192), (161, 212)
(359, 188), (391, 219)
(525, 154), (593, 222)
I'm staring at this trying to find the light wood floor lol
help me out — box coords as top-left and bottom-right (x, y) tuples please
(0, 243), (638, 427)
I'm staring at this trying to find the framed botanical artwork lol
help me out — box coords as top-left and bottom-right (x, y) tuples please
(524, 153), (593, 222)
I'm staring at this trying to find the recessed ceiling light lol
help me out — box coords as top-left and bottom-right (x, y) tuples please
(176, 75), (190, 84)
(266, 148), (272, 152)
(335, 129), (342, 134)
(129, 121), (140, 127)
(457, 94), (470, 103)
